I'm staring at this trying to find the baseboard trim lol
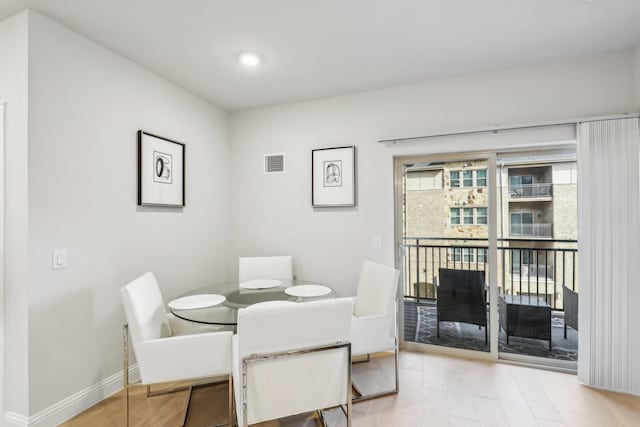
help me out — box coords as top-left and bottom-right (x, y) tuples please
(4, 364), (139, 427)
(4, 412), (29, 426)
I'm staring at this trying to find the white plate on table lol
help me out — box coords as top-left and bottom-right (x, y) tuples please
(168, 294), (226, 310)
(239, 279), (282, 290)
(284, 284), (331, 298)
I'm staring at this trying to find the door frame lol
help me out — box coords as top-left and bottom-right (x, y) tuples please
(394, 146), (578, 371)
(393, 150), (499, 360)
(0, 102), (5, 418)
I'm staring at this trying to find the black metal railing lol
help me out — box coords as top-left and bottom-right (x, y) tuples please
(402, 237), (577, 310)
(509, 183), (553, 199)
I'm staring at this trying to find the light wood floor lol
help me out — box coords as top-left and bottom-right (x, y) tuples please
(61, 350), (640, 427)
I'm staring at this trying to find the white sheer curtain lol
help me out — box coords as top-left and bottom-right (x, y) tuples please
(577, 117), (640, 395)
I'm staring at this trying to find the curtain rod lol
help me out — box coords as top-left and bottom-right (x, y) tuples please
(378, 113), (640, 144)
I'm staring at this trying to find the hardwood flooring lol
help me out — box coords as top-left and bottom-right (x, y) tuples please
(61, 350), (640, 427)
(60, 380), (231, 427)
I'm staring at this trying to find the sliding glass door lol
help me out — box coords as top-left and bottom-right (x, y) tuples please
(400, 155), (492, 353)
(397, 148), (577, 368)
(496, 151), (578, 366)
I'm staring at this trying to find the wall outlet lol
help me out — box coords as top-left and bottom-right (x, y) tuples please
(372, 236), (382, 250)
(52, 250), (67, 270)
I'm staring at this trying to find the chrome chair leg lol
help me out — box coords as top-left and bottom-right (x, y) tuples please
(318, 409), (329, 427)
(182, 385), (194, 426)
(228, 374), (233, 426)
(123, 325), (129, 427)
(353, 353), (371, 364)
(146, 384), (192, 397)
(351, 342), (399, 403)
(346, 345), (353, 427)
(351, 382), (363, 398)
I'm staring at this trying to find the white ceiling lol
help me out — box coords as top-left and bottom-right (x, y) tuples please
(1, 0), (640, 112)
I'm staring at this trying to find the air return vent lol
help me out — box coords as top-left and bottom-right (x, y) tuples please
(264, 153), (285, 174)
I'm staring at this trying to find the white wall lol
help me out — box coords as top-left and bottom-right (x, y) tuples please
(634, 45), (640, 109)
(24, 11), (230, 414)
(3, 8), (640, 420)
(0, 10), (30, 418)
(229, 50), (636, 297)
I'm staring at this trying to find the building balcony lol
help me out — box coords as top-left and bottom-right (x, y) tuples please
(402, 237), (578, 360)
(401, 237), (576, 310)
(514, 263), (554, 280)
(509, 183), (552, 201)
(510, 223), (552, 238)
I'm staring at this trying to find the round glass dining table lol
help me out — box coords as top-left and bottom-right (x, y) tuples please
(169, 279), (336, 326)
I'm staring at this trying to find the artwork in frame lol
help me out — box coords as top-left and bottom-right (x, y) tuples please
(137, 130), (185, 207)
(312, 145), (356, 207)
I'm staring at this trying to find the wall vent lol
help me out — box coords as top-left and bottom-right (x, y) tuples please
(264, 153), (285, 174)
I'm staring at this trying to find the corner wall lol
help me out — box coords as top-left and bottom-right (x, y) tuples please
(634, 45), (640, 109)
(25, 11), (231, 415)
(229, 49), (636, 297)
(0, 10), (30, 418)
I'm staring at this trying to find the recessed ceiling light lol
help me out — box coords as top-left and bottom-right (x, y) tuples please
(238, 52), (262, 67)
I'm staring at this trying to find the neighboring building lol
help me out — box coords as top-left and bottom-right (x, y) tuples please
(404, 153), (577, 309)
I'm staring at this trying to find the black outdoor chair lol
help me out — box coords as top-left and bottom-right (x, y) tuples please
(563, 284), (578, 339)
(437, 268), (488, 343)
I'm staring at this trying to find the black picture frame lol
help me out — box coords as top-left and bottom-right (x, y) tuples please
(311, 145), (356, 207)
(137, 130), (186, 207)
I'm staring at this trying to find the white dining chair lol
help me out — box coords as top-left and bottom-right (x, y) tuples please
(350, 260), (400, 402)
(120, 272), (233, 427)
(232, 298), (353, 427)
(238, 255), (293, 281)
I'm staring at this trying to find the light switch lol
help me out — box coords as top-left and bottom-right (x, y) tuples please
(52, 250), (67, 270)
(372, 236), (382, 250)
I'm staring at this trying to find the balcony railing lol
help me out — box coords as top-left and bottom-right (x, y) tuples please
(509, 183), (552, 199)
(510, 223), (552, 238)
(402, 237), (577, 310)
(517, 264), (553, 280)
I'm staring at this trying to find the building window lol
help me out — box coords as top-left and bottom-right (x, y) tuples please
(511, 212), (533, 235)
(463, 208), (474, 224)
(476, 207), (487, 225)
(463, 170), (473, 187)
(509, 175), (533, 197)
(476, 169), (487, 186)
(450, 208), (461, 224)
(450, 247), (487, 263)
(450, 171), (460, 188)
(449, 169), (487, 187)
(450, 207), (488, 225)
(464, 248), (487, 263)
(451, 247), (462, 262)
(512, 249), (535, 274)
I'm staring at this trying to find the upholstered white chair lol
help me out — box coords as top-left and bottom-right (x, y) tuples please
(120, 272), (233, 427)
(238, 255), (293, 281)
(233, 298), (353, 427)
(350, 260), (400, 402)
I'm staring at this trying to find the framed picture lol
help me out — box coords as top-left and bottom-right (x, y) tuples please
(137, 130), (185, 207)
(312, 145), (356, 207)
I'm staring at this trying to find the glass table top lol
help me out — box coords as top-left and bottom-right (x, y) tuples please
(169, 279), (336, 325)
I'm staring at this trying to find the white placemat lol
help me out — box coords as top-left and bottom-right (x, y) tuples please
(284, 284), (332, 297)
(246, 300), (296, 310)
(239, 279), (282, 289)
(168, 294), (226, 310)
